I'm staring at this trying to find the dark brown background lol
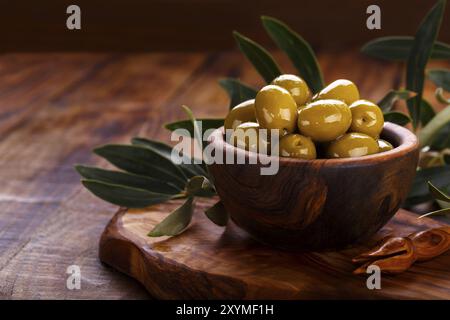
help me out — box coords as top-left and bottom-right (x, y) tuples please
(1, 0), (450, 51)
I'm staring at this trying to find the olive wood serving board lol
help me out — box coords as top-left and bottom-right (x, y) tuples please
(99, 198), (450, 299)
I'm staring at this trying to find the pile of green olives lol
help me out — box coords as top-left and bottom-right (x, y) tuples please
(224, 74), (394, 159)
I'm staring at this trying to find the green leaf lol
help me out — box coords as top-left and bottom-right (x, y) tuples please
(383, 111), (412, 126)
(427, 69), (450, 91)
(182, 105), (207, 152)
(82, 179), (177, 208)
(406, 0), (446, 130)
(205, 201), (228, 227)
(420, 99), (436, 126)
(418, 207), (450, 218)
(164, 119), (224, 139)
(361, 36), (450, 61)
(233, 31), (282, 83)
(261, 16), (324, 93)
(430, 122), (450, 149)
(131, 137), (207, 178)
(419, 105), (450, 147)
(94, 144), (187, 188)
(75, 165), (182, 194)
(185, 176), (215, 197)
(148, 197), (194, 237)
(428, 181), (450, 202)
(218, 78), (257, 109)
(406, 165), (450, 205)
(377, 89), (416, 112)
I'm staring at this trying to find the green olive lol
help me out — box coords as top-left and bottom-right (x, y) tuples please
(277, 134), (316, 159)
(271, 74), (311, 107)
(230, 122), (269, 153)
(224, 99), (256, 130)
(315, 79), (360, 105)
(326, 133), (379, 158)
(255, 85), (298, 136)
(298, 99), (352, 142)
(349, 100), (384, 138)
(377, 139), (393, 152)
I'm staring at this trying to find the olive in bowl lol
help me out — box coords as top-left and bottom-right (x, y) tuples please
(207, 123), (419, 251)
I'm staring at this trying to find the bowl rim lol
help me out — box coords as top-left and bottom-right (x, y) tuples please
(208, 122), (419, 167)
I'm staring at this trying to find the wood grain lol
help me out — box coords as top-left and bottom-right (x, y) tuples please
(100, 198), (450, 299)
(0, 51), (448, 299)
(208, 123), (419, 251)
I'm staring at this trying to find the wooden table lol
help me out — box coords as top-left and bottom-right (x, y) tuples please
(0, 50), (448, 299)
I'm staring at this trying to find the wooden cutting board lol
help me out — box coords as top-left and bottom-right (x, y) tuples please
(99, 198), (450, 299)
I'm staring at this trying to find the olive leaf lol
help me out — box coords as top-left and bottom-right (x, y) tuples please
(418, 207), (450, 219)
(205, 201), (228, 227)
(233, 31), (282, 83)
(94, 144), (187, 189)
(428, 181), (450, 202)
(148, 197), (194, 237)
(430, 123), (450, 150)
(218, 78), (257, 109)
(131, 137), (207, 178)
(420, 99), (436, 126)
(164, 119), (224, 139)
(361, 36), (450, 61)
(383, 111), (412, 126)
(419, 105), (450, 147)
(75, 165), (182, 194)
(261, 16), (324, 93)
(406, 165), (450, 205)
(82, 179), (179, 208)
(185, 175), (215, 197)
(427, 69), (450, 91)
(377, 89), (416, 112)
(406, 0), (446, 130)
(182, 105), (208, 151)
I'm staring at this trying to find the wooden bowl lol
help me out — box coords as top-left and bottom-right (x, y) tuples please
(207, 122), (419, 251)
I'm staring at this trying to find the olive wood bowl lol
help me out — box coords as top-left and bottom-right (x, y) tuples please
(207, 122), (419, 251)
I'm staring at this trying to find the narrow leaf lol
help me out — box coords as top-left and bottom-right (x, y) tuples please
(420, 99), (436, 126)
(419, 105), (450, 147)
(75, 165), (181, 194)
(261, 16), (324, 93)
(94, 144), (187, 188)
(131, 137), (207, 178)
(377, 89), (416, 112)
(427, 68), (450, 91)
(361, 36), (450, 61)
(148, 197), (194, 237)
(428, 181), (450, 202)
(185, 176), (215, 197)
(233, 31), (282, 83)
(383, 111), (412, 126)
(218, 78), (257, 109)
(430, 122), (450, 149)
(418, 207), (450, 218)
(164, 119), (224, 139)
(406, 0), (446, 129)
(205, 201), (228, 226)
(406, 165), (450, 205)
(82, 179), (176, 208)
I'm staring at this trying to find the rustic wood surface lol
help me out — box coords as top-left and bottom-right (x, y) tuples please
(0, 51), (449, 299)
(100, 200), (450, 299)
